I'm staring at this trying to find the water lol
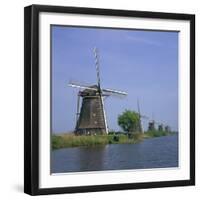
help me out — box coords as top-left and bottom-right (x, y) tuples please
(51, 134), (178, 173)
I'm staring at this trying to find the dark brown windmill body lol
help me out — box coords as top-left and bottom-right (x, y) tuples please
(75, 85), (107, 135)
(148, 120), (156, 131)
(68, 48), (127, 135)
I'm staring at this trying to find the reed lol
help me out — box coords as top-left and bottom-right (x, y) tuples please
(52, 131), (175, 149)
(52, 133), (142, 149)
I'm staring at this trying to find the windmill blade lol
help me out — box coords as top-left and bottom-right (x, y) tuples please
(140, 115), (149, 119)
(102, 92), (125, 99)
(93, 47), (101, 88)
(102, 88), (128, 96)
(137, 99), (141, 116)
(136, 99), (149, 120)
(69, 80), (93, 87)
(76, 92), (81, 126)
(154, 121), (163, 125)
(68, 82), (98, 91)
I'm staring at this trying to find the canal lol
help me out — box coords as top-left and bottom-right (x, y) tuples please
(51, 134), (178, 173)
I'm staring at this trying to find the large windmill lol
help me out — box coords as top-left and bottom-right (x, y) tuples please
(68, 48), (127, 135)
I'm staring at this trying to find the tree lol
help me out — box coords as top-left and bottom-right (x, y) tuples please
(118, 110), (140, 133)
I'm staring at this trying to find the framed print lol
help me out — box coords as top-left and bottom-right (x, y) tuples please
(24, 4), (195, 195)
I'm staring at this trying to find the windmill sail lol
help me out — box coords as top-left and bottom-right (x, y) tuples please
(93, 47), (108, 134)
(68, 81), (98, 91)
(75, 92), (81, 128)
(102, 88), (127, 96)
(94, 47), (101, 89)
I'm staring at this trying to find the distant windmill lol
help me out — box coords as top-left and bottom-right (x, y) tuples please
(147, 112), (156, 131)
(148, 114), (166, 132)
(164, 125), (171, 132)
(148, 120), (156, 131)
(137, 99), (148, 133)
(68, 48), (127, 135)
(158, 124), (164, 131)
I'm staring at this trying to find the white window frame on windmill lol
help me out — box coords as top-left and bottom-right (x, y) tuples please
(68, 47), (127, 135)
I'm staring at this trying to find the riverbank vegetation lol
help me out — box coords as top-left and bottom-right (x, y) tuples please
(52, 131), (175, 150)
(52, 133), (143, 150)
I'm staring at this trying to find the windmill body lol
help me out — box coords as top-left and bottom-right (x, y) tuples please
(158, 124), (164, 131)
(68, 48), (127, 135)
(75, 85), (107, 135)
(148, 120), (156, 131)
(165, 125), (171, 132)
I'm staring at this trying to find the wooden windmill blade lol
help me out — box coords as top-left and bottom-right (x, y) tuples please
(93, 47), (101, 89)
(75, 91), (81, 129)
(102, 88), (127, 97)
(93, 48), (128, 98)
(68, 81), (98, 91)
(136, 99), (149, 120)
(93, 47), (109, 133)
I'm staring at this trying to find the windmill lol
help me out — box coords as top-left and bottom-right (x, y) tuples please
(148, 113), (156, 131)
(137, 99), (149, 133)
(68, 48), (127, 135)
(154, 121), (164, 131)
(148, 114), (165, 132)
(164, 125), (171, 132)
(148, 120), (156, 131)
(158, 124), (164, 131)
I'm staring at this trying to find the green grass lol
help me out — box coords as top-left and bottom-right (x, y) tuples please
(52, 131), (175, 150)
(52, 133), (144, 150)
(144, 130), (175, 138)
(52, 134), (109, 149)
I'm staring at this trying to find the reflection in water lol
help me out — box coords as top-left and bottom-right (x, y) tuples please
(51, 134), (178, 173)
(77, 146), (107, 171)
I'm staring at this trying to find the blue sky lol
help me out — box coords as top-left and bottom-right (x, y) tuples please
(51, 26), (178, 134)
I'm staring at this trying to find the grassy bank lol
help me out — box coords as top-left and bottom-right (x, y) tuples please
(144, 130), (172, 138)
(52, 130), (176, 150)
(52, 133), (144, 150)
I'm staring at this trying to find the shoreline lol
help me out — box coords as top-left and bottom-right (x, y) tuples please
(52, 131), (176, 150)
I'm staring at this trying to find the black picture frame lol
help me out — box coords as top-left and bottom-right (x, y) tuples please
(24, 4), (195, 195)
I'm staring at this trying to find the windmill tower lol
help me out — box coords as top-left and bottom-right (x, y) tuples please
(158, 124), (164, 131)
(137, 99), (142, 133)
(148, 116), (165, 132)
(68, 48), (127, 135)
(148, 120), (156, 131)
(137, 99), (149, 133)
(148, 112), (156, 131)
(164, 125), (171, 133)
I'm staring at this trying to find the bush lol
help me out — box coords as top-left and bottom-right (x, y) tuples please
(113, 135), (119, 142)
(118, 110), (140, 133)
